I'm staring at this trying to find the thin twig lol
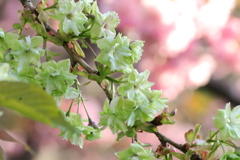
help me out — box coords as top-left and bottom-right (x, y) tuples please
(81, 96), (90, 119)
(65, 99), (74, 117)
(82, 39), (97, 57)
(97, 82), (113, 101)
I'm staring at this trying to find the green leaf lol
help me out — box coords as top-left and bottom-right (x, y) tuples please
(208, 141), (221, 158)
(115, 148), (134, 160)
(75, 71), (88, 77)
(47, 34), (63, 46)
(131, 143), (145, 153)
(193, 124), (201, 141)
(88, 74), (103, 83)
(134, 121), (158, 133)
(72, 40), (85, 57)
(0, 81), (73, 129)
(185, 129), (195, 145)
(136, 140), (151, 147)
(117, 132), (126, 141)
(185, 150), (195, 160)
(126, 128), (136, 137)
(12, 23), (22, 30)
(85, 130), (102, 141)
(45, 49), (61, 61)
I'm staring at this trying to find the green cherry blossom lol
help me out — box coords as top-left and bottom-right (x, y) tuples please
(213, 103), (240, 140)
(115, 143), (155, 160)
(117, 69), (154, 103)
(50, 0), (88, 36)
(95, 34), (133, 72)
(36, 59), (77, 97)
(10, 36), (44, 72)
(99, 97), (135, 133)
(90, 2), (120, 39)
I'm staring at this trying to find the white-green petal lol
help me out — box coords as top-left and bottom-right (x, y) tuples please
(25, 36), (32, 47)
(232, 126), (240, 138)
(225, 103), (232, 116)
(213, 117), (227, 129)
(231, 105), (240, 119)
(0, 29), (5, 38)
(31, 36), (43, 48)
(63, 18), (72, 33)
(219, 127), (230, 140)
(228, 127), (239, 139)
(59, 0), (74, 14)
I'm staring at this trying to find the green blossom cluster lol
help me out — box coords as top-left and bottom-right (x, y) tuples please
(59, 114), (101, 148)
(36, 59), (78, 97)
(118, 70), (167, 123)
(10, 36), (45, 72)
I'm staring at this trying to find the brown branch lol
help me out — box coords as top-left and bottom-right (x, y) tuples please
(20, 0), (34, 8)
(18, 0), (113, 101)
(97, 82), (113, 101)
(154, 131), (202, 160)
(154, 131), (188, 153)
